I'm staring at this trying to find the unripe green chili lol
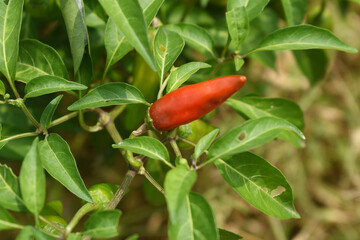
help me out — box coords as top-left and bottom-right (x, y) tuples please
(149, 75), (247, 131)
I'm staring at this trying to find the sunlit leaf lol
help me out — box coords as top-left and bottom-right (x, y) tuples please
(16, 39), (69, 83)
(40, 95), (63, 130)
(280, 0), (306, 26)
(83, 210), (122, 238)
(194, 129), (219, 161)
(251, 25), (357, 53)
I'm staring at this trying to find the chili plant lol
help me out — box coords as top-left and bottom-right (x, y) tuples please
(0, 0), (357, 239)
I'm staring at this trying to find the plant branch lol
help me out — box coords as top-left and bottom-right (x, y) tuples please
(105, 168), (138, 210)
(139, 166), (165, 194)
(65, 203), (99, 237)
(19, 101), (43, 132)
(0, 131), (39, 144)
(78, 110), (103, 132)
(49, 112), (78, 128)
(109, 105), (127, 120)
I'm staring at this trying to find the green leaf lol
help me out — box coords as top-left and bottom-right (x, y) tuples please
(164, 165), (197, 239)
(0, 0), (24, 82)
(0, 164), (26, 211)
(99, 0), (156, 71)
(188, 192), (219, 240)
(227, 97), (304, 130)
(104, 17), (133, 74)
(252, 25), (358, 54)
(0, 205), (19, 230)
(59, 0), (88, 73)
(219, 229), (242, 240)
(215, 152), (300, 219)
(67, 233), (82, 240)
(166, 62), (211, 93)
(164, 23), (216, 57)
(113, 136), (171, 167)
(226, 97), (305, 147)
(83, 210), (122, 238)
(104, 0), (164, 75)
(234, 56), (244, 71)
(154, 27), (184, 81)
(17, 226), (33, 240)
(38, 133), (93, 202)
(125, 234), (139, 240)
(16, 39), (69, 83)
(0, 123), (2, 139)
(25, 76), (87, 98)
(280, 0), (306, 26)
(293, 49), (328, 85)
(194, 129), (219, 161)
(40, 95), (63, 130)
(31, 226), (57, 240)
(19, 138), (45, 216)
(67, 82), (147, 111)
(0, 80), (5, 96)
(84, 0), (107, 27)
(140, 0), (164, 25)
(227, 0), (269, 21)
(226, 6), (249, 51)
(207, 117), (305, 163)
(75, 52), (93, 91)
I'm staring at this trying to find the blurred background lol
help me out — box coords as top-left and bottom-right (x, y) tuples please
(1, 0), (359, 239)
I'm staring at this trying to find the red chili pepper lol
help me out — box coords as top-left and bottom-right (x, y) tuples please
(149, 75), (247, 131)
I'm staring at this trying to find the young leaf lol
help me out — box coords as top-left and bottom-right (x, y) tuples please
(280, 0), (306, 26)
(219, 229), (243, 240)
(67, 83), (148, 111)
(0, 164), (26, 212)
(59, 0), (88, 73)
(164, 165), (196, 238)
(67, 233), (82, 240)
(188, 192), (220, 240)
(164, 23), (216, 57)
(40, 95), (63, 130)
(99, 0), (156, 71)
(234, 56), (245, 71)
(215, 152), (300, 219)
(166, 62), (211, 93)
(0, 0), (24, 82)
(16, 39), (69, 83)
(83, 210), (122, 238)
(25, 76), (87, 98)
(252, 25), (358, 54)
(31, 226), (57, 240)
(0, 205), (20, 230)
(154, 27), (185, 82)
(194, 129), (219, 161)
(38, 133), (93, 202)
(226, 6), (249, 51)
(139, 0), (164, 24)
(207, 117), (305, 163)
(19, 138), (45, 216)
(113, 136), (171, 167)
(0, 80), (5, 96)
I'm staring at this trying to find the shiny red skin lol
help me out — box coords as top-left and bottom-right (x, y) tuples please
(149, 75), (247, 131)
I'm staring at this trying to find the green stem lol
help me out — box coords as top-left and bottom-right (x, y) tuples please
(19, 102), (43, 131)
(221, 33), (231, 59)
(0, 131), (39, 144)
(140, 167), (165, 194)
(78, 110), (103, 132)
(65, 203), (99, 237)
(106, 169), (138, 210)
(109, 105), (127, 120)
(177, 137), (196, 147)
(39, 215), (65, 234)
(169, 130), (182, 158)
(157, 74), (171, 99)
(48, 112), (78, 129)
